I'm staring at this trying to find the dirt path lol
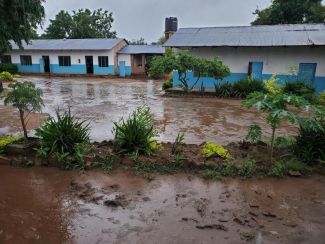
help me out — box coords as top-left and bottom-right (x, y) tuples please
(0, 165), (324, 244)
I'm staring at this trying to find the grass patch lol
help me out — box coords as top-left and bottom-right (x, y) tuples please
(269, 158), (307, 177)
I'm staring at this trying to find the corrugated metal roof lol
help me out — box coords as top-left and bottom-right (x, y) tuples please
(164, 24), (325, 47)
(10, 38), (125, 51)
(118, 45), (165, 54)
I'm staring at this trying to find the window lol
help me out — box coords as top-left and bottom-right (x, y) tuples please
(58, 56), (71, 66)
(135, 55), (142, 67)
(1, 55), (12, 64)
(98, 56), (109, 67)
(20, 55), (32, 66)
(298, 63), (317, 83)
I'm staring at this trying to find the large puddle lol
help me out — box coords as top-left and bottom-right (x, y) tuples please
(1, 165), (325, 243)
(0, 76), (296, 144)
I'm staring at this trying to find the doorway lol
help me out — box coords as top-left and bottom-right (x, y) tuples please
(119, 61), (126, 77)
(43, 56), (50, 73)
(85, 56), (94, 74)
(249, 62), (264, 80)
(298, 63), (317, 84)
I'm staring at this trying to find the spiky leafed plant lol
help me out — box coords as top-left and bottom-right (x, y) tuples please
(112, 106), (159, 154)
(4, 81), (43, 138)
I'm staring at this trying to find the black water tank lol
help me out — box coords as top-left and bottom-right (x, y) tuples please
(165, 17), (178, 32)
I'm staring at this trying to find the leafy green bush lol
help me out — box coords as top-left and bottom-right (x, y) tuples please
(35, 109), (90, 170)
(0, 136), (23, 154)
(112, 106), (159, 154)
(0, 71), (14, 81)
(233, 77), (265, 98)
(294, 117), (325, 165)
(270, 159), (306, 177)
(0, 64), (18, 74)
(214, 82), (236, 98)
(237, 159), (257, 178)
(201, 142), (231, 159)
(315, 91), (325, 105)
(283, 82), (316, 102)
(162, 78), (173, 90)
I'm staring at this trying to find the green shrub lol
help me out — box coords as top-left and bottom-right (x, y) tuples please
(201, 142), (231, 159)
(0, 64), (18, 74)
(315, 91), (325, 105)
(0, 71), (14, 81)
(201, 168), (221, 181)
(283, 82), (316, 102)
(220, 160), (238, 177)
(0, 136), (23, 154)
(294, 118), (325, 165)
(162, 78), (173, 90)
(214, 82), (236, 97)
(270, 159), (306, 177)
(35, 109), (90, 170)
(237, 159), (257, 178)
(112, 106), (159, 154)
(233, 77), (265, 98)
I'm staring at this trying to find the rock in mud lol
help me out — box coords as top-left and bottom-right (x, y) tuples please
(288, 171), (302, 177)
(240, 231), (255, 241)
(196, 224), (228, 232)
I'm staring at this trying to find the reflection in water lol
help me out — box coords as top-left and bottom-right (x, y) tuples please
(18, 76), (297, 144)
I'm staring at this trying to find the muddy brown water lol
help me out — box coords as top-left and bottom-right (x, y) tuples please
(0, 76), (297, 144)
(1, 165), (325, 244)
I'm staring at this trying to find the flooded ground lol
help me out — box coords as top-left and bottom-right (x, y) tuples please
(1, 165), (325, 244)
(0, 76), (297, 144)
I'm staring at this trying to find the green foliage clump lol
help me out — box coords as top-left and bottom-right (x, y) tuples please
(201, 142), (231, 159)
(93, 150), (119, 173)
(0, 71), (14, 81)
(294, 117), (325, 165)
(220, 159), (257, 178)
(112, 106), (159, 154)
(149, 50), (230, 92)
(35, 109), (90, 170)
(172, 132), (185, 155)
(0, 136), (23, 154)
(246, 124), (262, 143)
(264, 75), (282, 95)
(4, 81), (44, 138)
(201, 168), (221, 181)
(214, 82), (235, 98)
(269, 159), (306, 177)
(0, 64), (18, 74)
(283, 82), (316, 102)
(316, 91), (325, 105)
(162, 78), (173, 90)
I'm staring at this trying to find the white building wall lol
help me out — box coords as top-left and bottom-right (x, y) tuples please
(117, 54), (131, 66)
(189, 46), (325, 76)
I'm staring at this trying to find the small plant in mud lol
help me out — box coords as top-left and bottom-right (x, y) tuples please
(269, 158), (307, 177)
(35, 109), (90, 170)
(162, 78), (173, 90)
(242, 76), (313, 163)
(4, 81), (44, 139)
(93, 150), (119, 173)
(112, 106), (159, 154)
(172, 132), (185, 155)
(245, 124), (262, 143)
(200, 168), (221, 181)
(201, 142), (231, 160)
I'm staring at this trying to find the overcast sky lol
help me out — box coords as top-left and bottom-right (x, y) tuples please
(41, 0), (273, 42)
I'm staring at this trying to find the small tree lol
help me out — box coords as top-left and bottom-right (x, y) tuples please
(148, 50), (230, 92)
(4, 81), (43, 139)
(241, 77), (311, 162)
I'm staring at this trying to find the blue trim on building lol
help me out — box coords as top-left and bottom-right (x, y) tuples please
(50, 64), (86, 74)
(172, 71), (325, 92)
(16, 64), (41, 73)
(93, 65), (115, 75)
(125, 66), (131, 76)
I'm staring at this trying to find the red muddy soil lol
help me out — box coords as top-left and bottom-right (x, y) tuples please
(0, 165), (325, 244)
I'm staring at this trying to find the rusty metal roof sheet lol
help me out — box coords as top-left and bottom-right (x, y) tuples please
(10, 38), (125, 51)
(164, 24), (325, 47)
(118, 45), (165, 54)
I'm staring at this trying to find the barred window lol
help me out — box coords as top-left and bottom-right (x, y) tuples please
(1, 55), (12, 64)
(98, 56), (109, 67)
(20, 55), (32, 66)
(58, 56), (71, 66)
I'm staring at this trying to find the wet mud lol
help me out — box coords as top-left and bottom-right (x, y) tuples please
(0, 165), (325, 244)
(0, 76), (297, 144)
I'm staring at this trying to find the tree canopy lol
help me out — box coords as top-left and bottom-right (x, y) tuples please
(42, 8), (117, 39)
(129, 38), (147, 45)
(0, 0), (45, 53)
(148, 51), (230, 92)
(252, 0), (325, 25)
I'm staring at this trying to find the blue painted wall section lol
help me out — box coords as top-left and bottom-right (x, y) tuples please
(172, 71), (325, 92)
(16, 64), (41, 73)
(50, 64), (86, 74)
(93, 65), (115, 75)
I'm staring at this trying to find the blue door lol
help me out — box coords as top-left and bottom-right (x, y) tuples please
(119, 61), (126, 77)
(298, 63), (317, 84)
(251, 62), (264, 80)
